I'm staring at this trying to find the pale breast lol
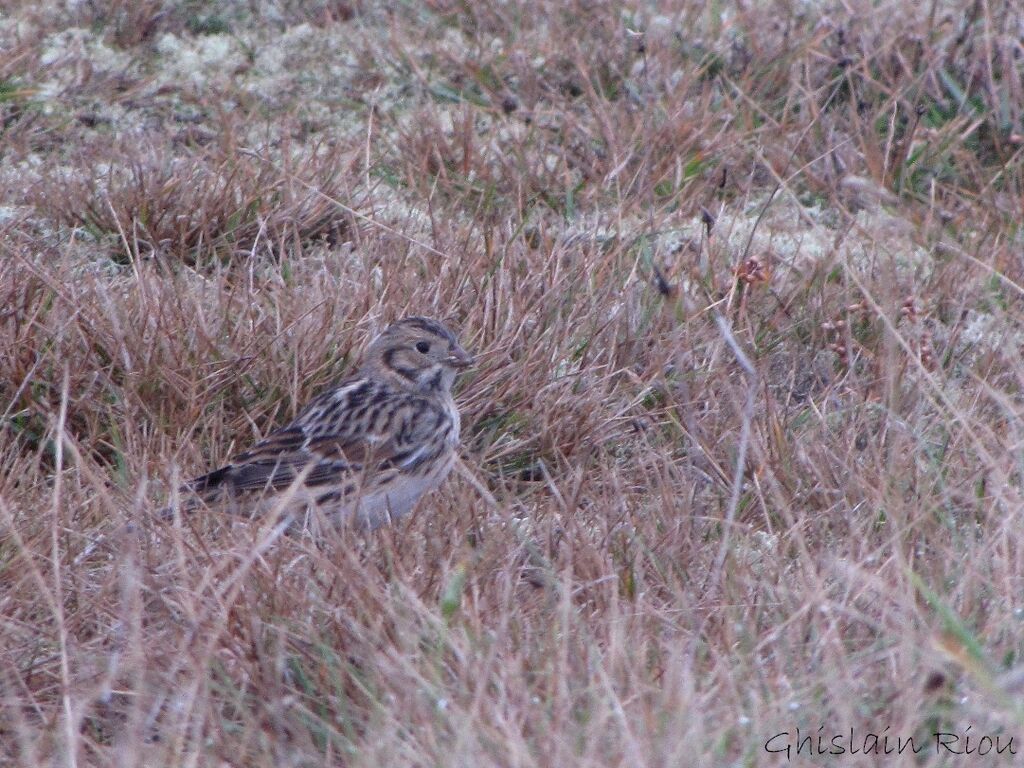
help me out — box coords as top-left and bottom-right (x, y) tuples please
(335, 394), (461, 530)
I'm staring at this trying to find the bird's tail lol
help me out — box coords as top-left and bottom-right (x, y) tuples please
(157, 466), (233, 520)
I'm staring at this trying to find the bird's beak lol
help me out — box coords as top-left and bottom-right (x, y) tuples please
(447, 345), (475, 369)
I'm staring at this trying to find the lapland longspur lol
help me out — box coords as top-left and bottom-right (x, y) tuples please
(170, 317), (473, 530)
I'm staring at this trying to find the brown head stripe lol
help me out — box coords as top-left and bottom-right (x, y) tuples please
(395, 316), (457, 345)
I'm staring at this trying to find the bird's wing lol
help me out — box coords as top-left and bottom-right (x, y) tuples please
(184, 388), (449, 501)
(190, 427), (359, 494)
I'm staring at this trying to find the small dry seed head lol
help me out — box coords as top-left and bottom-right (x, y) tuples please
(734, 253), (771, 285)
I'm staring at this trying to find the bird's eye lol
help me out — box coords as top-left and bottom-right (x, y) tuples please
(415, 341), (430, 354)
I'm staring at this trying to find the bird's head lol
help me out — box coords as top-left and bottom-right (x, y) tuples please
(364, 316), (473, 392)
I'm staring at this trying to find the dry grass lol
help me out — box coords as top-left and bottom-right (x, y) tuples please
(2, 0), (1024, 765)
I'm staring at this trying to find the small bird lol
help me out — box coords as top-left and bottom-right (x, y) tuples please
(169, 317), (473, 531)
